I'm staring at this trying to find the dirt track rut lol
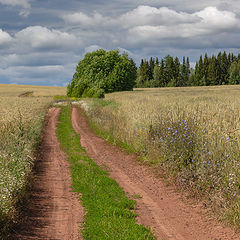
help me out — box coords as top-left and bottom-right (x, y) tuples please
(12, 108), (84, 240)
(72, 107), (240, 240)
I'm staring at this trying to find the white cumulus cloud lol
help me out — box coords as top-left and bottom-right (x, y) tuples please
(15, 26), (81, 50)
(62, 12), (113, 28)
(124, 6), (240, 45)
(120, 5), (199, 28)
(194, 7), (238, 30)
(0, 29), (12, 46)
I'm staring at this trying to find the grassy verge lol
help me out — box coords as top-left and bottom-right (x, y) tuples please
(82, 99), (137, 154)
(57, 106), (156, 240)
(80, 87), (240, 228)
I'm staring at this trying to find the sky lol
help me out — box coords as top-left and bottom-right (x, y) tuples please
(0, 0), (240, 86)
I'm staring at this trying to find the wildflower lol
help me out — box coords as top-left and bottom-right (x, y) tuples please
(226, 137), (230, 141)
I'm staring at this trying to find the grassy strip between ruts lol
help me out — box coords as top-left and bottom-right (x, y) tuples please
(57, 105), (157, 240)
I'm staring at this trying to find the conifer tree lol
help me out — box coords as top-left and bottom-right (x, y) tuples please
(174, 57), (180, 86)
(208, 56), (217, 85)
(159, 59), (166, 87)
(149, 57), (155, 81)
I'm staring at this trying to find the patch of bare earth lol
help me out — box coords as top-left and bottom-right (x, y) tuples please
(11, 107), (84, 240)
(72, 107), (240, 240)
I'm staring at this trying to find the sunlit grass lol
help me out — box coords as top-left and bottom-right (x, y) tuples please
(0, 84), (65, 237)
(82, 85), (240, 226)
(0, 84), (66, 97)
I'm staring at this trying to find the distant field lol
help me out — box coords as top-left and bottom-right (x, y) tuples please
(0, 84), (66, 97)
(0, 84), (66, 236)
(84, 85), (240, 226)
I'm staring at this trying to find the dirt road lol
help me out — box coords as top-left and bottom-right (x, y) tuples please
(72, 107), (240, 240)
(12, 108), (84, 240)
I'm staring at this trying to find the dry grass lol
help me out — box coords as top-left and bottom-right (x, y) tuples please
(0, 84), (65, 237)
(83, 85), (240, 227)
(0, 84), (66, 97)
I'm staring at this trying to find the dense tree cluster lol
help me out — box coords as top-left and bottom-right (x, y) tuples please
(136, 56), (190, 87)
(136, 52), (240, 88)
(68, 49), (240, 98)
(67, 49), (137, 98)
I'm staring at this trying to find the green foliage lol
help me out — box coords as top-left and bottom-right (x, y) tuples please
(229, 60), (240, 85)
(67, 49), (137, 98)
(136, 51), (240, 88)
(136, 55), (190, 88)
(57, 106), (156, 240)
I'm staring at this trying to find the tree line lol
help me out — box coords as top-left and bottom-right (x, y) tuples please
(68, 49), (240, 99)
(136, 52), (240, 88)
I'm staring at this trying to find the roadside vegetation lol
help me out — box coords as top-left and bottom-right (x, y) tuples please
(81, 85), (240, 227)
(0, 85), (65, 238)
(57, 106), (156, 239)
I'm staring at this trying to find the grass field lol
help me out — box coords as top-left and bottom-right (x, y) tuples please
(83, 85), (240, 226)
(0, 84), (66, 237)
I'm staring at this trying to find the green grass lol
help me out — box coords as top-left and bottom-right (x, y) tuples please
(57, 106), (156, 240)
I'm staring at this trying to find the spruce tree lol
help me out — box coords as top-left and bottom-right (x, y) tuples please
(208, 56), (217, 85)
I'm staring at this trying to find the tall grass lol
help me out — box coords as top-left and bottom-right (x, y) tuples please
(0, 96), (52, 237)
(82, 85), (240, 226)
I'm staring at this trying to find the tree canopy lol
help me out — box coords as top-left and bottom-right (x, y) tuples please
(67, 49), (137, 98)
(136, 51), (240, 88)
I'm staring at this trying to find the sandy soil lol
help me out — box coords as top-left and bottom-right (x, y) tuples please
(11, 108), (84, 240)
(72, 107), (240, 240)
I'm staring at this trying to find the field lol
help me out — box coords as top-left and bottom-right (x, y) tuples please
(2, 83), (240, 238)
(84, 85), (240, 225)
(0, 84), (66, 235)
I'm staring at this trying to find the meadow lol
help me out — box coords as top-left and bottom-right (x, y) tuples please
(0, 84), (66, 236)
(83, 85), (240, 226)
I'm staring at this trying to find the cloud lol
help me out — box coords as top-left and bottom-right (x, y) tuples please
(15, 26), (81, 51)
(0, 0), (30, 8)
(194, 7), (238, 30)
(0, 29), (12, 46)
(0, 64), (75, 86)
(0, 0), (31, 17)
(123, 6), (240, 47)
(62, 5), (240, 50)
(62, 12), (109, 26)
(84, 44), (102, 53)
(120, 5), (199, 27)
